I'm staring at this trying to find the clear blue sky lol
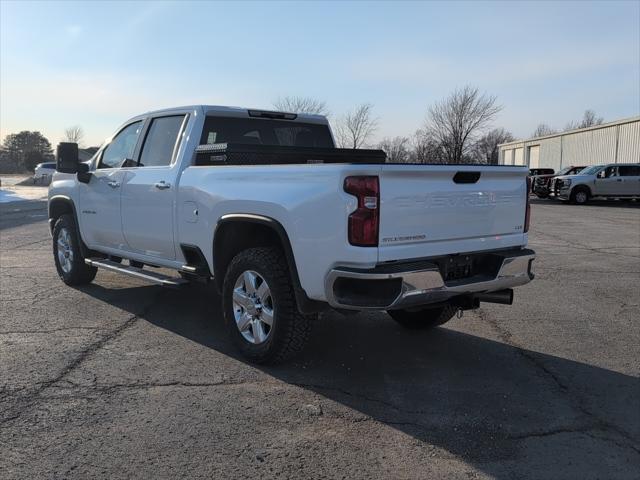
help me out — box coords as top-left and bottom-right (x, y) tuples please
(1, 0), (639, 146)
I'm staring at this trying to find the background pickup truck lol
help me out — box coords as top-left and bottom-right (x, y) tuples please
(554, 163), (640, 204)
(49, 105), (535, 363)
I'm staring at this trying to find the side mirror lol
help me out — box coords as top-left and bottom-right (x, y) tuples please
(56, 142), (79, 173)
(77, 163), (92, 184)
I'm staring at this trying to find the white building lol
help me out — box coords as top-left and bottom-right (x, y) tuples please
(498, 116), (639, 171)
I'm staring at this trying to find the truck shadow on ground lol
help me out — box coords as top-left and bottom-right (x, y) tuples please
(80, 282), (640, 477)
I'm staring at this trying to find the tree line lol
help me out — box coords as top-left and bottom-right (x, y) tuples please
(0, 126), (85, 174)
(274, 89), (604, 164)
(1, 90), (604, 173)
(275, 88), (513, 164)
(531, 109), (604, 138)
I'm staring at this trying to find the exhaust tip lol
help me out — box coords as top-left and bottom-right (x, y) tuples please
(475, 289), (514, 305)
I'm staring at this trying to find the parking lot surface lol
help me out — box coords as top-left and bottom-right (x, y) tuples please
(1, 196), (639, 479)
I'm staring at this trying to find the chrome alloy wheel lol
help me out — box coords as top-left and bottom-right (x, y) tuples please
(232, 270), (274, 344)
(56, 227), (74, 273)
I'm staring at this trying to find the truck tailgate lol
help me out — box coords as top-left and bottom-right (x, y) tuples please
(378, 165), (528, 262)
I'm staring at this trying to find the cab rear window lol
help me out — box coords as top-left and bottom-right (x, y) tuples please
(200, 117), (334, 148)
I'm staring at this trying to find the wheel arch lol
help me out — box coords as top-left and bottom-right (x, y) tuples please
(48, 195), (90, 257)
(48, 195), (75, 232)
(212, 214), (326, 314)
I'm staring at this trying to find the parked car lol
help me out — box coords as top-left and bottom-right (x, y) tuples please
(533, 165), (587, 198)
(555, 163), (640, 204)
(48, 105), (535, 364)
(34, 162), (57, 184)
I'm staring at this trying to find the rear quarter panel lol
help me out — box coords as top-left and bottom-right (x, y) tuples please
(177, 164), (381, 300)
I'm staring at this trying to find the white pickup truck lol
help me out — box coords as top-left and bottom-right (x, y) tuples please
(49, 105), (535, 363)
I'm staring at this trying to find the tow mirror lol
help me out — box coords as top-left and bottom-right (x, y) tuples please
(56, 142), (79, 173)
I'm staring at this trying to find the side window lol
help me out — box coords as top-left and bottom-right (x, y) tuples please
(619, 166), (640, 176)
(138, 115), (186, 167)
(99, 121), (143, 169)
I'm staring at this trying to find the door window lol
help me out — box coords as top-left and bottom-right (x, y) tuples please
(138, 115), (186, 167)
(599, 166), (617, 178)
(618, 166), (640, 176)
(99, 121), (143, 169)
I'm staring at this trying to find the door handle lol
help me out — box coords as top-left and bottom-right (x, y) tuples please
(155, 181), (171, 190)
(107, 180), (120, 189)
(616, 179), (623, 182)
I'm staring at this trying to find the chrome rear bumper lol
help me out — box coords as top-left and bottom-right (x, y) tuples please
(325, 248), (535, 310)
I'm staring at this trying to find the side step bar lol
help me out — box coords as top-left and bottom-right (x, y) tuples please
(85, 258), (188, 287)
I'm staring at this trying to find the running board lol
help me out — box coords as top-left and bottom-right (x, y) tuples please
(85, 258), (188, 287)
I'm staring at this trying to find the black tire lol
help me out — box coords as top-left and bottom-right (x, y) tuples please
(52, 214), (97, 285)
(570, 187), (590, 205)
(535, 192), (549, 199)
(222, 247), (313, 364)
(388, 303), (458, 329)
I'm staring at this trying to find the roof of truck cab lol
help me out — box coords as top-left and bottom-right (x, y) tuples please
(140, 105), (329, 124)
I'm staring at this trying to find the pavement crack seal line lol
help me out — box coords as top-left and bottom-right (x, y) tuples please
(535, 231), (640, 259)
(478, 308), (640, 455)
(42, 379), (249, 397)
(0, 291), (162, 427)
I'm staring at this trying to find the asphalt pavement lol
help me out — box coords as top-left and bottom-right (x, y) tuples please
(1, 194), (639, 479)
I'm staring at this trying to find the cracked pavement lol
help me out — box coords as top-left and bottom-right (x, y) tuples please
(1, 197), (639, 479)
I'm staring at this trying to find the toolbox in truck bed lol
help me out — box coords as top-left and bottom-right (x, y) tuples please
(194, 143), (387, 166)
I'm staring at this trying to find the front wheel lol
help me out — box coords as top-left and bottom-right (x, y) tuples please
(222, 247), (313, 364)
(52, 214), (97, 285)
(388, 304), (458, 329)
(570, 187), (590, 205)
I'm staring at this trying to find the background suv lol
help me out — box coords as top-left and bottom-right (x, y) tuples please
(33, 162), (56, 184)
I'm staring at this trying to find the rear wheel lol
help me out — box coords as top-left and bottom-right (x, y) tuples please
(52, 214), (97, 285)
(570, 187), (590, 205)
(222, 247), (313, 364)
(388, 303), (458, 330)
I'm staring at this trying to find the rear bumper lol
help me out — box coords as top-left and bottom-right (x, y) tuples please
(325, 248), (535, 310)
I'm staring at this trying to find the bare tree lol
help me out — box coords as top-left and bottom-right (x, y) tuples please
(565, 109), (604, 131)
(531, 123), (557, 138)
(472, 128), (515, 164)
(334, 103), (378, 149)
(64, 125), (84, 145)
(378, 136), (410, 163)
(579, 109), (604, 128)
(408, 129), (445, 164)
(425, 86), (502, 164)
(273, 96), (329, 116)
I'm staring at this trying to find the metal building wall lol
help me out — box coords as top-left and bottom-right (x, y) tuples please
(618, 121), (640, 163)
(538, 137), (561, 169)
(498, 118), (639, 170)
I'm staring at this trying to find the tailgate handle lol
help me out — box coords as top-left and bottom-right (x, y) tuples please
(453, 171), (481, 184)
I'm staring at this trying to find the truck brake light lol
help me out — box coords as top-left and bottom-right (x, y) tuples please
(344, 176), (379, 246)
(524, 177), (531, 233)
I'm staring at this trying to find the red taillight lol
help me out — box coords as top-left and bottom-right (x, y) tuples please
(344, 176), (379, 246)
(524, 177), (531, 233)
